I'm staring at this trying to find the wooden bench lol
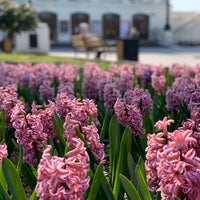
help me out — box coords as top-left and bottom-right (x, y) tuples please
(71, 34), (115, 58)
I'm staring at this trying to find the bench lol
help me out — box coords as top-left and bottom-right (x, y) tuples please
(71, 34), (115, 58)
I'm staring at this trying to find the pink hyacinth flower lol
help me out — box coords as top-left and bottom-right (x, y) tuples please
(0, 144), (8, 163)
(36, 138), (90, 200)
(154, 117), (174, 135)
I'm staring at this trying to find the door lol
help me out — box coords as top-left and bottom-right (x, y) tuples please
(133, 14), (149, 40)
(39, 12), (57, 44)
(103, 13), (120, 40)
(71, 13), (89, 34)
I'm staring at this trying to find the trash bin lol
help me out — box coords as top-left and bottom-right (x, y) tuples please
(117, 39), (139, 61)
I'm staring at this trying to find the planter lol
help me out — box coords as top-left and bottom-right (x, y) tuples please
(2, 40), (12, 53)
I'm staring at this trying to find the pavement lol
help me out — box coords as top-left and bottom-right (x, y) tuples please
(49, 45), (200, 67)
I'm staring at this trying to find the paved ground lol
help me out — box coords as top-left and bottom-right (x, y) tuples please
(50, 45), (200, 67)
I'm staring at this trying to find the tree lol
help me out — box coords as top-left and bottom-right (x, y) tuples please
(0, 0), (39, 51)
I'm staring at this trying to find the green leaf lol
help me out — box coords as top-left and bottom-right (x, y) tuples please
(143, 112), (153, 134)
(127, 153), (138, 188)
(0, 110), (6, 127)
(29, 188), (38, 200)
(17, 145), (23, 174)
(87, 163), (103, 200)
(155, 191), (161, 200)
(52, 111), (68, 155)
(0, 165), (7, 192)
(137, 157), (146, 181)
(113, 128), (132, 200)
(0, 181), (11, 200)
(21, 163), (37, 190)
(120, 174), (141, 200)
(109, 115), (121, 186)
(0, 110), (7, 143)
(100, 172), (115, 200)
(100, 109), (109, 143)
(135, 162), (151, 200)
(2, 158), (27, 200)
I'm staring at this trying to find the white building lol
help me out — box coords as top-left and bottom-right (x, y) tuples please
(11, 0), (200, 46)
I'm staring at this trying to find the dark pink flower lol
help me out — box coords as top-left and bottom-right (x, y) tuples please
(0, 84), (21, 129)
(114, 97), (145, 137)
(151, 74), (166, 94)
(11, 102), (47, 164)
(31, 101), (56, 139)
(82, 125), (105, 163)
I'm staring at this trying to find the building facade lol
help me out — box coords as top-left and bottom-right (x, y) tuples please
(12, 0), (168, 45)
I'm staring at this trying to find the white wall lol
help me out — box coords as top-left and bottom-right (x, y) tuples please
(15, 23), (50, 53)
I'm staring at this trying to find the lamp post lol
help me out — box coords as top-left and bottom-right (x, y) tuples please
(164, 0), (171, 30)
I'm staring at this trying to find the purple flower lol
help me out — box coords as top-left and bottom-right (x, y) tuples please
(166, 76), (196, 111)
(143, 67), (153, 83)
(57, 82), (75, 98)
(39, 80), (55, 102)
(124, 87), (153, 115)
(103, 82), (120, 110)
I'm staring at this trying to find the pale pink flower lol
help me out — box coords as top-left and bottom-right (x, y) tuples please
(169, 129), (197, 152)
(146, 117), (200, 200)
(154, 117), (174, 136)
(36, 138), (90, 200)
(0, 144), (8, 163)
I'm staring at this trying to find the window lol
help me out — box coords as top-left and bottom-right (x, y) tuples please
(60, 20), (68, 33)
(29, 34), (37, 48)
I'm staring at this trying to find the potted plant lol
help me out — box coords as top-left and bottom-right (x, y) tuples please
(0, 0), (39, 52)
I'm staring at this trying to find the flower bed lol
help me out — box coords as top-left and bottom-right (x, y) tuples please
(0, 62), (199, 200)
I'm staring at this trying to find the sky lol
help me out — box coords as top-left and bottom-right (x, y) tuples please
(171, 0), (200, 12)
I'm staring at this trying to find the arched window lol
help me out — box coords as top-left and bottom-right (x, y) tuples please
(102, 13), (120, 40)
(39, 12), (57, 43)
(71, 13), (89, 34)
(133, 14), (149, 40)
